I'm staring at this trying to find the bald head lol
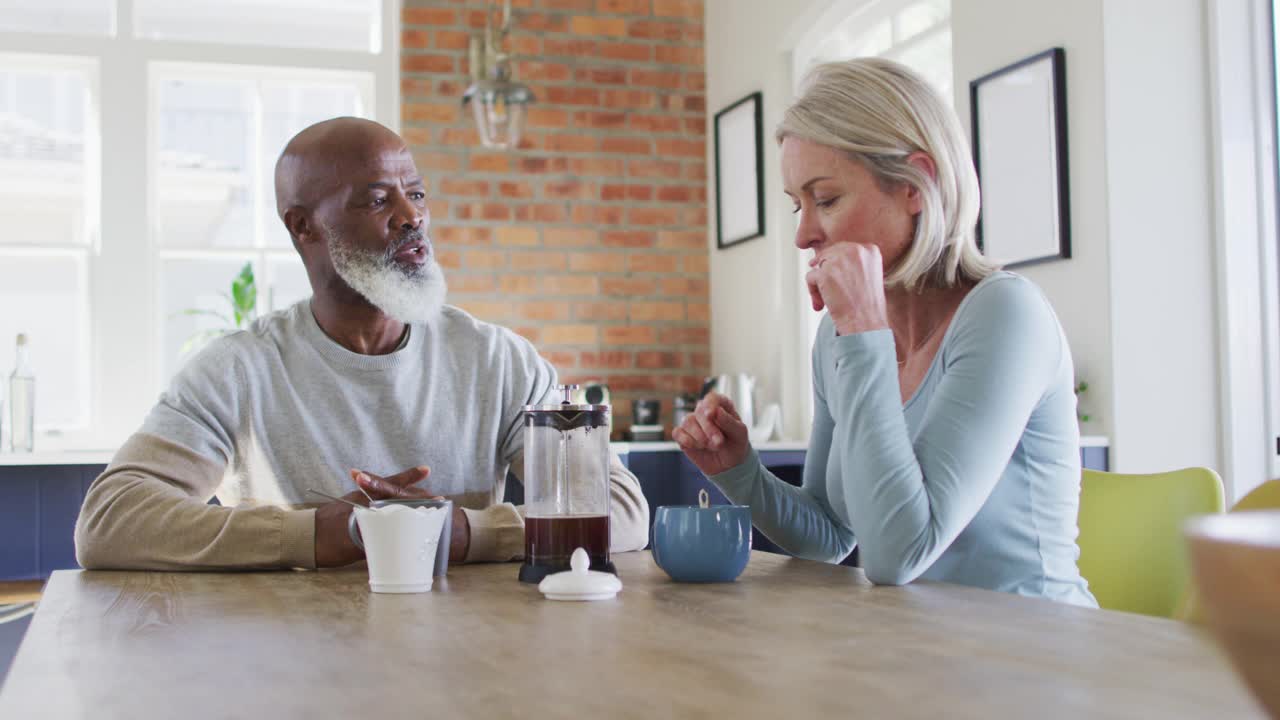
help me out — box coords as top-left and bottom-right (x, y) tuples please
(274, 117), (409, 221)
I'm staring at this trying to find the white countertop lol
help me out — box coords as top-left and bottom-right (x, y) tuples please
(0, 436), (1110, 466)
(0, 450), (116, 466)
(612, 440), (810, 453)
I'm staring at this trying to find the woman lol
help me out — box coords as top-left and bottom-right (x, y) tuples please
(674, 58), (1096, 607)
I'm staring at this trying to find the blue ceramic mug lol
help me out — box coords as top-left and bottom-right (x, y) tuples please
(651, 502), (752, 582)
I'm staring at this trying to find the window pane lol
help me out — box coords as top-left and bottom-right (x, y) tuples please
(159, 255), (256, 380)
(0, 251), (89, 429)
(0, 0), (114, 37)
(0, 59), (96, 247)
(264, 255), (311, 312)
(849, 19), (893, 57)
(156, 77), (254, 249)
(895, 0), (948, 42)
(260, 80), (366, 249)
(890, 30), (953, 105)
(135, 0), (380, 53)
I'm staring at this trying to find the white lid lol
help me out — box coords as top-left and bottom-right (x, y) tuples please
(538, 548), (622, 601)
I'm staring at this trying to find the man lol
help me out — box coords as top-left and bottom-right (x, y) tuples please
(75, 117), (649, 570)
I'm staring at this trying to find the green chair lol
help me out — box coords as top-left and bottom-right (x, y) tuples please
(1077, 467), (1224, 618)
(1179, 479), (1280, 623)
(1228, 479), (1280, 512)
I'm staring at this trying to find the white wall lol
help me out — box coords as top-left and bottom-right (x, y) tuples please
(952, 0), (1115, 449)
(1100, 0), (1221, 476)
(955, 0), (1222, 477)
(709, 0), (1227, 482)
(704, 0), (826, 440)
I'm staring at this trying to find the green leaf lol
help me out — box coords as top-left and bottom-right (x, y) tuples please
(230, 262), (257, 328)
(177, 263), (258, 338)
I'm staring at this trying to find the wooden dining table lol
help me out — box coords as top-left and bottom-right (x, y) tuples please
(0, 551), (1264, 719)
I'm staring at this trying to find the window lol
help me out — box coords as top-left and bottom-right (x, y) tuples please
(154, 65), (370, 381)
(134, 0), (381, 53)
(794, 0), (951, 103)
(0, 54), (98, 431)
(0, 0), (115, 37)
(0, 0), (397, 450)
(787, 0), (953, 432)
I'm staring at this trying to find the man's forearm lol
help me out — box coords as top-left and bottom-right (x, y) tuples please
(75, 433), (316, 571)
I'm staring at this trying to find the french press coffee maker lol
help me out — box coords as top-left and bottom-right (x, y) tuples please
(519, 384), (615, 584)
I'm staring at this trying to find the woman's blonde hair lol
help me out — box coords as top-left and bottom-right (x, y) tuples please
(777, 57), (998, 289)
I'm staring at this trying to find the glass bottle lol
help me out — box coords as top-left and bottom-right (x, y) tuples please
(10, 333), (34, 452)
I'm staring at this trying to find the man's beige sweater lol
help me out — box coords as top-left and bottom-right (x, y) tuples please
(74, 301), (649, 570)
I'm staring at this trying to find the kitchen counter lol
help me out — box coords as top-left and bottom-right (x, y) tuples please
(0, 450), (116, 466)
(0, 435), (1109, 466)
(612, 439), (809, 453)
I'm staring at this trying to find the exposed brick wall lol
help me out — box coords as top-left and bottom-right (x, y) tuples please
(402, 0), (709, 436)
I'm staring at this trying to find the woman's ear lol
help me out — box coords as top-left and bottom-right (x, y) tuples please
(902, 152), (938, 215)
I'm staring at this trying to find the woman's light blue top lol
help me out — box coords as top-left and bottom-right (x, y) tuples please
(711, 272), (1097, 606)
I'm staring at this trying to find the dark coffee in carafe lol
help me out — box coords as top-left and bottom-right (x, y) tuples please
(524, 514), (610, 576)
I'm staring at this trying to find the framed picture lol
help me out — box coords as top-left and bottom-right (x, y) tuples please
(970, 48), (1070, 268)
(713, 91), (765, 249)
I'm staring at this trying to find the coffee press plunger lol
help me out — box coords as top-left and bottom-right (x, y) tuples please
(519, 384), (615, 584)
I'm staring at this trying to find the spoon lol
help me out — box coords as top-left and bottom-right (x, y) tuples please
(307, 487), (374, 512)
(355, 483), (377, 507)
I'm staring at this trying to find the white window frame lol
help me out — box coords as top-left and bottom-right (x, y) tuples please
(1207, 0), (1280, 500)
(0, 0), (400, 451)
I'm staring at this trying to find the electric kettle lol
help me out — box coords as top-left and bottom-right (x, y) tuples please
(702, 373), (757, 431)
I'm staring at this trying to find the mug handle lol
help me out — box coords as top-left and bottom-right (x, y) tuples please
(347, 511), (365, 551)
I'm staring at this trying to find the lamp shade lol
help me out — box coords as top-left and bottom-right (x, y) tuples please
(462, 79), (533, 150)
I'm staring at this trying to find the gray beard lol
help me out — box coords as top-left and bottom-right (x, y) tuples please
(324, 225), (448, 325)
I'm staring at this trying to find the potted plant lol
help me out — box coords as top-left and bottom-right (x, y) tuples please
(175, 262), (257, 355)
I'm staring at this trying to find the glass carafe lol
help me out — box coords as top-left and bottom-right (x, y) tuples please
(519, 384), (614, 584)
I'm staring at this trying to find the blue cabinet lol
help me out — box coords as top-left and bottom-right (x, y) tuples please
(621, 449), (805, 557)
(0, 464), (104, 582)
(1, 442), (1108, 581)
(1081, 445), (1109, 472)
(618, 444), (1108, 566)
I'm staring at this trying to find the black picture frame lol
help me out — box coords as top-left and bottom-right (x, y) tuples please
(970, 47), (1071, 268)
(713, 91), (765, 249)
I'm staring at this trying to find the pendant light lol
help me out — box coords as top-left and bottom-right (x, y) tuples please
(462, 0), (534, 150)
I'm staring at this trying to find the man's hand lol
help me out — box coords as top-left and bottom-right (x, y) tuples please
(313, 465), (472, 567)
(673, 392), (751, 477)
(314, 489), (377, 568)
(314, 465), (430, 568)
(450, 506), (470, 563)
(357, 465), (470, 560)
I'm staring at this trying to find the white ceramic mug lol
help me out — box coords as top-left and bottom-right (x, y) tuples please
(353, 504), (448, 593)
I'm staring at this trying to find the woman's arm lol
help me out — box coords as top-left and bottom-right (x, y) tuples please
(829, 276), (1065, 584)
(704, 345), (856, 563)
